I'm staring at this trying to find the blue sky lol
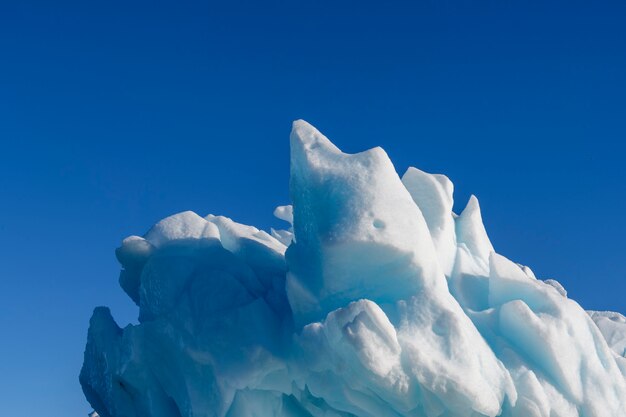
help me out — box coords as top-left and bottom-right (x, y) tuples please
(1, 1), (625, 416)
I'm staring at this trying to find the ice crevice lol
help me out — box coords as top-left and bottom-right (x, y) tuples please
(81, 120), (626, 417)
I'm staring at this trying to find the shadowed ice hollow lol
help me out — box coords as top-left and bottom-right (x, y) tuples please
(80, 120), (626, 417)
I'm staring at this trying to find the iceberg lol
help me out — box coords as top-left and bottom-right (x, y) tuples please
(80, 120), (626, 417)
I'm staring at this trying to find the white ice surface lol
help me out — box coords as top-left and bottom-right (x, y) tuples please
(81, 120), (626, 417)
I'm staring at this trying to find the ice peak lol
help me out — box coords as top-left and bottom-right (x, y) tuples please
(456, 194), (494, 264)
(402, 167), (457, 275)
(290, 119), (341, 155)
(286, 121), (443, 326)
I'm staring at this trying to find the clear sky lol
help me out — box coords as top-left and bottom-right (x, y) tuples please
(1, 1), (625, 416)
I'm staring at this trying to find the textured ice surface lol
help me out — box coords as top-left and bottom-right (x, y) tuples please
(81, 120), (626, 417)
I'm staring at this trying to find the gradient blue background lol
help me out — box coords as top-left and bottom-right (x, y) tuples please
(1, 1), (625, 415)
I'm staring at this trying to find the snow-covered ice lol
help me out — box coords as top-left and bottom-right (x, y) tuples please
(81, 120), (626, 417)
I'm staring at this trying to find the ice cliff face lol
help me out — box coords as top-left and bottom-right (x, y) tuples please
(81, 120), (626, 417)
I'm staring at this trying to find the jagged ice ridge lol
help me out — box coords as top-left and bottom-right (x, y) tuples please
(81, 121), (626, 417)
